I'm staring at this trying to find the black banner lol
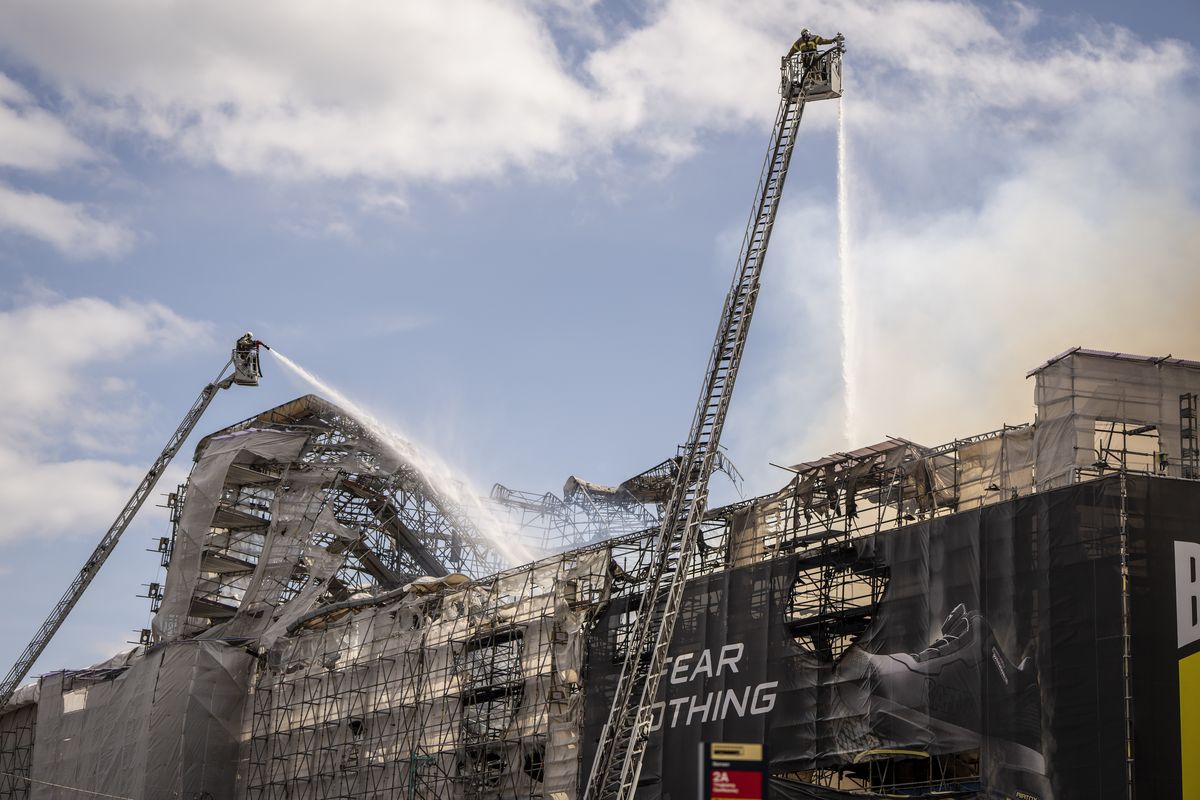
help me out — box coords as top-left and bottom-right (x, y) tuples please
(1126, 476), (1200, 799)
(582, 478), (1177, 799)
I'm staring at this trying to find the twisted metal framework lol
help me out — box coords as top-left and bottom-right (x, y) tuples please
(489, 483), (658, 553)
(489, 455), (741, 556)
(220, 396), (507, 576)
(153, 395), (511, 642)
(240, 420), (1062, 800)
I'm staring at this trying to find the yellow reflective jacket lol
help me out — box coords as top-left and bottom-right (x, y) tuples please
(788, 34), (836, 57)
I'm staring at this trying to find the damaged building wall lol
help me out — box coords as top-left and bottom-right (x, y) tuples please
(2, 351), (1197, 800)
(154, 395), (517, 651)
(154, 430), (312, 642)
(723, 349), (1200, 559)
(244, 551), (609, 800)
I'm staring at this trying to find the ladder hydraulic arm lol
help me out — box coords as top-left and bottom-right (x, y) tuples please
(0, 338), (264, 709)
(582, 42), (844, 800)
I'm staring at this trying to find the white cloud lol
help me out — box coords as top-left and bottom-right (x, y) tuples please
(717, 1), (1200, 472)
(359, 190), (409, 216)
(583, 2), (784, 158)
(0, 1), (599, 182)
(0, 1), (1189, 187)
(0, 0), (1196, 475)
(0, 0), (842, 181)
(0, 182), (133, 257)
(0, 452), (146, 544)
(0, 295), (210, 541)
(0, 71), (125, 258)
(0, 74), (28, 103)
(0, 72), (94, 172)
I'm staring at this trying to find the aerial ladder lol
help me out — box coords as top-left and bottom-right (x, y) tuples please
(582, 36), (845, 800)
(0, 334), (267, 709)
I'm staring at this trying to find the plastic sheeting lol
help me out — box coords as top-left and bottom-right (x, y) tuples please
(27, 640), (253, 799)
(957, 426), (1034, 507)
(222, 478), (352, 646)
(154, 430), (309, 641)
(1032, 350), (1200, 488)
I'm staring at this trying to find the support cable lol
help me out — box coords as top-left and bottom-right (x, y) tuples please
(0, 770), (136, 799)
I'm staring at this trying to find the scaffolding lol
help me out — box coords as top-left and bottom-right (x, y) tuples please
(4, 349), (1198, 800)
(245, 550), (610, 799)
(0, 701), (34, 800)
(1182, 392), (1199, 479)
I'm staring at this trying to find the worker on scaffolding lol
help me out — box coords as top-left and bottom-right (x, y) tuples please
(787, 28), (843, 71)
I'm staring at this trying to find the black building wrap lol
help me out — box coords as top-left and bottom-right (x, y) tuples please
(1127, 476), (1200, 798)
(583, 477), (1200, 799)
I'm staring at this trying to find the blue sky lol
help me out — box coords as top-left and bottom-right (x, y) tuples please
(0, 0), (1197, 676)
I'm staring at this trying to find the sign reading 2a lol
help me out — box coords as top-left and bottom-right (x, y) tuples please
(701, 742), (766, 800)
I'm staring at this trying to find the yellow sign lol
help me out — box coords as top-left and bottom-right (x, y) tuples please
(1182, 651), (1200, 800)
(709, 742), (763, 762)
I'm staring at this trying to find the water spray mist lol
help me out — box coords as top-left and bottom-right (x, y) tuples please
(268, 349), (534, 567)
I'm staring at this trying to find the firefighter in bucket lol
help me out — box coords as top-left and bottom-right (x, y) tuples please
(232, 331), (269, 386)
(782, 28), (845, 97)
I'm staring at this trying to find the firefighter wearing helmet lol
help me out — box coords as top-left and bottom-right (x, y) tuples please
(233, 331), (269, 384)
(788, 28), (843, 70)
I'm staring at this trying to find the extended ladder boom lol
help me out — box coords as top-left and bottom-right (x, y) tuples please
(583, 44), (844, 800)
(0, 345), (260, 709)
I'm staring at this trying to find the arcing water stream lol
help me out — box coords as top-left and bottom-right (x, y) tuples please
(268, 349), (535, 567)
(837, 92), (857, 447)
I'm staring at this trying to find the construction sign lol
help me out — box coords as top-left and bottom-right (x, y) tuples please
(702, 742), (766, 800)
